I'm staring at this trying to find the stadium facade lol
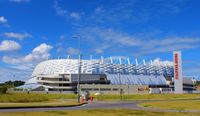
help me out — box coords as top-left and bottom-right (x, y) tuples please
(30, 57), (195, 93)
(30, 57), (195, 94)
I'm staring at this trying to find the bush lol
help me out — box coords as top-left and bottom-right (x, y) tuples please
(0, 87), (7, 94)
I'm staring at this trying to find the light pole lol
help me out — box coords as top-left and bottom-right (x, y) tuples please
(77, 54), (82, 103)
(118, 57), (122, 100)
(118, 72), (122, 100)
(73, 35), (82, 103)
(13, 75), (15, 88)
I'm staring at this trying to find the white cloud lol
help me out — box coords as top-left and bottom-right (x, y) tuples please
(32, 43), (52, 55)
(9, 0), (31, 3)
(0, 42), (53, 82)
(88, 0), (186, 25)
(2, 43), (53, 64)
(139, 37), (200, 55)
(53, 0), (67, 16)
(0, 40), (21, 51)
(77, 27), (141, 47)
(2, 56), (21, 64)
(4, 32), (32, 40)
(152, 58), (173, 66)
(53, 0), (82, 21)
(0, 67), (32, 82)
(95, 49), (104, 54)
(180, 60), (200, 77)
(24, 43), (53, 62)
(70, 12), (81, 20)
(66, 47), (79, 55)
(77, 27), (200, 56)
(95, 6), (103, 14)
(94, 45), (109, 54)
(0, 16), (7, 24)
(1, 43), (52, 82)
(59, 35), (65, 40)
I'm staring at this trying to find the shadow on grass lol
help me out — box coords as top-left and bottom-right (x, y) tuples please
(45, 111), (68, 115)
(143, 104), (152, 107)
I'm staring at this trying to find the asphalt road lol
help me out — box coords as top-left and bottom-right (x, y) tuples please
(1, 101), (200, 113)
(0, 101), (139, 112)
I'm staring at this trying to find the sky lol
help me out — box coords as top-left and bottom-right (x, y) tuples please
(0, 0), (200, 82)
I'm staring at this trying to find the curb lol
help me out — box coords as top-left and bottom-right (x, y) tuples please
(0, 102), (87, 109)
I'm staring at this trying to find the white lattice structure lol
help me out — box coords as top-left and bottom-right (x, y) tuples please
(31, 57), (173, 86)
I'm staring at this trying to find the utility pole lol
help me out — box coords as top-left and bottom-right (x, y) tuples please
(13, 75), (15, 88)
(118, 57), (122, 100)
(77, 54), (81, 103)
(119, 73), (122, 100)
(73, 35), (82, 103)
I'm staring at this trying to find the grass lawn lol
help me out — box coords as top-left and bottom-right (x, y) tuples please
(140, 100), (200, 110)
(43, 93), (77, 99)
(0, 93), (79, 108)
(0, 93), (49, 103)
(1, 93), (200, 103)
(0, 93), (77, 103)
(95, 94), (200, 101)
(0, 99), (81, 108)
(0, 109), (200, 116)
(1, 93), (200, 115)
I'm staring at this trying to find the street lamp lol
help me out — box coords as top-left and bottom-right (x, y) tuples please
(77, 54), (82, 103)
(118, 57), (122, 100)
(73, 35), (82, 103)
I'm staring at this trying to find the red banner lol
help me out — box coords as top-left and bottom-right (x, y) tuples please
(174, 53), (179, 80)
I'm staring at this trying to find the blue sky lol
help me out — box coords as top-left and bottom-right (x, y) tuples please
(0, 0), (200, 82)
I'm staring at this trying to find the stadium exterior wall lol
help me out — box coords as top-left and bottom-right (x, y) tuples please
(30, 58), (174, 92)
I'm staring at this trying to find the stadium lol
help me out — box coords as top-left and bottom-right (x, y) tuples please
(26, 56), (195, 94)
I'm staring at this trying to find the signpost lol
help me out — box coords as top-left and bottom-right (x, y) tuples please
(173, 51), (183, 94)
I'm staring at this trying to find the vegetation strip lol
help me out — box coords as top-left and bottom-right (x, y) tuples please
(0, 93), (77, 103)
(0, 103), (85, 109)
(139, 100), (200, 111)
(1, 109), (200, 116)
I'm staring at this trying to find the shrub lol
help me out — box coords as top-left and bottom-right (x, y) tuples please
(0, 86), (7, 94)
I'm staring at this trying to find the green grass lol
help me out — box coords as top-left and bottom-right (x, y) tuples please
(0, 93), (77, 103)
(140, 100), (200, 110)
(44, 93), (77, 99)
(0, 93), (49, 103)
(1, 93), (200, 115)
(0, 109), (200, 116)
(0, 99), (81, 108)
(0, 93), (80, 108)
(94, 94), (200, 101)
(0, 99), (79, 108)
(1, 93), (200, 103)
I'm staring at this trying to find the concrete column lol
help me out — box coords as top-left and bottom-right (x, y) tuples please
(173, 51), (183, 94)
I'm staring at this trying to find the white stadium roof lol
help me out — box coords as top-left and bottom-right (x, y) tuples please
(31, 58), (173, 85)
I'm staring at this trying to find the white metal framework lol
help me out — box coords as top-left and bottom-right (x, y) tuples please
(32, 57), (173, 85)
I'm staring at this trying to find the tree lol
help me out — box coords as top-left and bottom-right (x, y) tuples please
(0, 80), (25, 88)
